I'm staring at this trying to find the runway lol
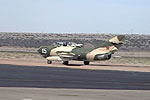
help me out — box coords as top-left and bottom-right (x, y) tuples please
(0, 87), (150, 100)
(0, 64), (150, 90)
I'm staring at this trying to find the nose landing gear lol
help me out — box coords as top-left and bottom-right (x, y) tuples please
(47, 60), (52, 64)
(84, 61), (90, 65)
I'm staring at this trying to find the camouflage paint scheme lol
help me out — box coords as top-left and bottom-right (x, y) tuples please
(38, 35), (125, 65)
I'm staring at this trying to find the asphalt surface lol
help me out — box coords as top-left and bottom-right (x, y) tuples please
(0, 64), (150, 90)
(1, 88), (150, 100)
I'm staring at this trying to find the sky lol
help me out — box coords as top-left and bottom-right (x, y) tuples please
(0, 0), (149, 34)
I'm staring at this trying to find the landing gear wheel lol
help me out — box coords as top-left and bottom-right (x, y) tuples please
(84, 61), (90, 65)
(63, 61), (69, 65)
(47, 60), (52, 64)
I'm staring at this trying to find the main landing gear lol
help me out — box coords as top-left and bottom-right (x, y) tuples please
(63, 61), (69, 65)
(84, 61), (90, 65)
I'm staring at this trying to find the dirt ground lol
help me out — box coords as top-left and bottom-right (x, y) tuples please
(0, 57), (150, 72)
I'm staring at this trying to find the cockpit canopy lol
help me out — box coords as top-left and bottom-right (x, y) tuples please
(53, 42), (83, 47)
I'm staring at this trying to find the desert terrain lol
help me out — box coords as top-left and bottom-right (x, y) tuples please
(0, 33), (150, 72)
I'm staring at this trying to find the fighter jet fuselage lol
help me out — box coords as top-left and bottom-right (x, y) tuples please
(38, 35), (125, 65)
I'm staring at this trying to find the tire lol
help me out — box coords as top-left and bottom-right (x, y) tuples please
(47, 60), (52, 64)
(63, 61), (69, 65)
(84, 61), (90, 65)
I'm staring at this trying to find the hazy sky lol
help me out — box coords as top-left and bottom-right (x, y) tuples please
(0, 0), (149, 34)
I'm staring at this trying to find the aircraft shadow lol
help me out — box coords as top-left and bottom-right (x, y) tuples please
(67, 64), (83, 66)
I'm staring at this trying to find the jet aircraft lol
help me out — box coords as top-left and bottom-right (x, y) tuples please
(38, 35), (125, 65)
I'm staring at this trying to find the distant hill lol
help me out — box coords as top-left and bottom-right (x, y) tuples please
(0, 32), (150, 51)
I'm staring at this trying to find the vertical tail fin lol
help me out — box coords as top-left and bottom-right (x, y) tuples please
(109, 35), (125, 44)
(109, 35), (125, 49)
(96, 35), (126, 48)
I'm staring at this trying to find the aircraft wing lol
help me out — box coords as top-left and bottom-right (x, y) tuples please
(56, 51), (76, 61)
